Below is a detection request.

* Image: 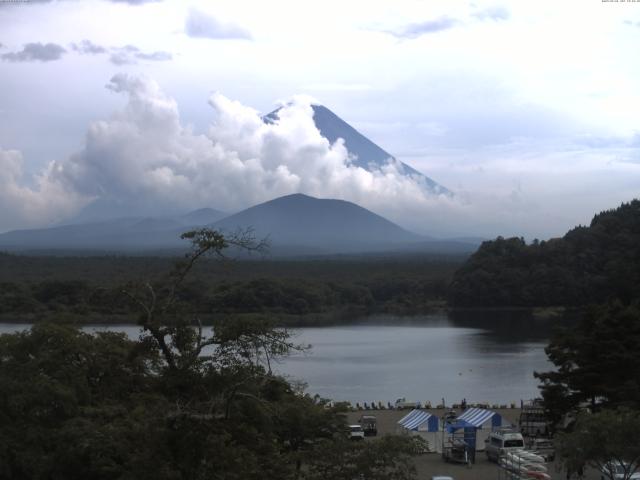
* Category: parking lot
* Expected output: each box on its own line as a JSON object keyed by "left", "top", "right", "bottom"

{"left": 346, "top": 409, "right": 600, "bottom": 480}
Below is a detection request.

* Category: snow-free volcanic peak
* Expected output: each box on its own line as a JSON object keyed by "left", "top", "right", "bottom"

{"left": 264, "top": 104, "right": 451, "bottom": 196}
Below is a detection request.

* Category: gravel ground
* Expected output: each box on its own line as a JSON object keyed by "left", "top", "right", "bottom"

{"left": 346, "top": 409, "right": 600, "bottom": 480}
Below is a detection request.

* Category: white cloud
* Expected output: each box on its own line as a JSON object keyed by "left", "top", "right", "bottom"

{"left": 0, "top": 74, "right": 440, "bottom": 232}
{"left": 108, "top": 44, "right": 172, "bottom": 65}
{"left": 185, "top": 7, "right": 252, "bottom": 40}
{"left": 0, "top": 148, "right": 90, "bottom": 231}
{"left": 1, "top": 42, "right": 66, "bottom": 62}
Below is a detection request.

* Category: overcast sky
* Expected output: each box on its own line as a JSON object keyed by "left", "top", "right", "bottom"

{"left": 0, "top": 0, "right": 639, "bottom": 238}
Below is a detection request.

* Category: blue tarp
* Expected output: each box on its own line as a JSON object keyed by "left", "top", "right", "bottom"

{"left": 446, "top": 418, "right": 476, "bottom": 433}
{"left": 397, "top": 409, "right": 439, "bottom": 432}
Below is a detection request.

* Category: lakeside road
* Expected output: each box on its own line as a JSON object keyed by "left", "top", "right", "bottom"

{"left": 346, "top": 409, "right": 600, "bottom": 480}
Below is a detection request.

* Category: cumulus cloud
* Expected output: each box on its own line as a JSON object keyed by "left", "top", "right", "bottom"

{"left": 0, "top": 148, "right": 90, "bottom": 232}
{"left": 58, "top": 74, "right": 444, "bottom": 216}
{"left": 109, "top": 45, "right": 138, "bottom": 65}
{"left": 185, "top": 8, "right": 252, "bottom": 40}
{"left": 1, "top": 42, "right": 66, "bottom": 62}
{"left": 2, "top": 74, "right": 455, "bottom": 232}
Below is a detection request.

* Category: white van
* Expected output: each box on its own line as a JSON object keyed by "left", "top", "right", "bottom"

{"left": 349, "top": 425, "right": 365, "bottom": 440}
{"left": 485, "top": 428, "right": 525, "bottom": 462}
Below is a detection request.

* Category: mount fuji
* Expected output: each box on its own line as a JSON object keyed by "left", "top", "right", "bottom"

{"left": 264, "top": 104, "right": 451, "bottom": 196}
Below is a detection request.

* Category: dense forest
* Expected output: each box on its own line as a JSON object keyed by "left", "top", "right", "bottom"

{"left": 0, "top": 252, "right": 461, "bottom": 325}
{"left": 449, "top": 200, "right": 640, "bottom": 307}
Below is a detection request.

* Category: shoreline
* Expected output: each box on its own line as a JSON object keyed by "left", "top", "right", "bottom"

{"left": 0, "top": 304, "right": 574, "bottom": 327}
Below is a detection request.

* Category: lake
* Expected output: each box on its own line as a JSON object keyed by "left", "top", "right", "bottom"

{"left": 0, "top": 310, "right": 560, "bottom": 405}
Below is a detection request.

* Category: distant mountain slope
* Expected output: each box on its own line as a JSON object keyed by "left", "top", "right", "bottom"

{"left": 264, "top": 105, "right": 451, "bottom": 195}
{"left": 213, "top": 193, "right": 424, "bottom": 253}
{"left": 180, "top": 208, "right": 226, "bottom": 225}
{"left": 449, "top": 199, "right": 640, "bottom": 307}
{"left": 0, "top": 208, "right": 227, "bottom": 251}
{"left": 0, "top": 194, "right": 476, "bottom": 256}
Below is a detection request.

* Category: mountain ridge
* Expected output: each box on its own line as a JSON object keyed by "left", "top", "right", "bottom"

{"left": 0, "top": 193, "right": 479, "bottom": 255}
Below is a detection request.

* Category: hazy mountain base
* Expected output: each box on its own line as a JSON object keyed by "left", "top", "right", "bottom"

{"left": 0, "top": 194, "right": 479, "bottom": 255}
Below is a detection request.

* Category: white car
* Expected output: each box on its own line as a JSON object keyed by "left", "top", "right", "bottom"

{"left": 600, "top": 461, "right": 640, "bottom": 480}
{"left": 349, "top": 424, "right": 365, "bottom": 440}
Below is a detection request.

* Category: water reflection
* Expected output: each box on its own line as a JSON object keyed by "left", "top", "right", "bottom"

{"left": 275, "top": 311, "right": 559, "bottom": 404}
{"left": 0, "top": 311, "right": 561, "bottom": 404}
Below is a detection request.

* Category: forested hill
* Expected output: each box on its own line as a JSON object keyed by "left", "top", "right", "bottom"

{"left": 449, "top": 200, "right": 640, "bottom": 307}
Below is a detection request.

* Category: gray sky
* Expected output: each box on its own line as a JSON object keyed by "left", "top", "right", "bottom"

{"left": 0, "top": 0, "right": 639, "bottom": 238}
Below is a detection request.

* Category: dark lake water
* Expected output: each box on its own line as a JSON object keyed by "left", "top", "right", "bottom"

{"left": 0, "top": 310, "right": 562, "bottom": 405}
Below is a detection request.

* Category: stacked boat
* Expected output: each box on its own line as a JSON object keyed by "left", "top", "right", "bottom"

{"left": 499, "top": 450, "right": 550, "bottom": 480}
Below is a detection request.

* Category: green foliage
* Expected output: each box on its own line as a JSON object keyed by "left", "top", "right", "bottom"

{"left": 450, "top": 200, "right": 640, "bottom": 306}
{"left": 535, "top": 302, "right": 640, "bottom": 426}
{"left": 302, "top": 435, "right": 418, "bottom": 480}
{"left": 0, "top": 311, "right": 337, "bottom": 478}
{"left": 556, "top": 409, "right": 640, "bottom": 480}
{"left": 0, "top": 229, "right": 420, "bottom": 479}
{"left": 0, "top": 254, "right": 459, "bottom": 323}
{"left": 0, "top": 323, "right": 165, "bottom": 479}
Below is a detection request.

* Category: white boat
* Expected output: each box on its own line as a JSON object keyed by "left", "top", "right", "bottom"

{"left": 517, "top": 450, "right": 546, "bottom": 464}
{"left": 503, "top": 453, "right": 548, "bottom": 474}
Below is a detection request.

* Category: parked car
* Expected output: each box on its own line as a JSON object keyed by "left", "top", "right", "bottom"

{"left": 348, "top": 424, "right": 365, "bottom": 440}
{"left": 485, "top": 428, "right": 525, "bottom": 462}
{"left": 358, "top": 415, "right": 377, "bottom": 436}
{"left": 600, "top": 461, "right": 640, "bottom": 480}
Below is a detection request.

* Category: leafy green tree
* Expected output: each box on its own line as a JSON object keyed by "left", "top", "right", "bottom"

{"left": 0, "top": 228, "right": 419, "bottom": 480}
{"left": 535, "top": 302, "right": 640, "bottom": 427}
{"left": 0, "top": 323, "right": 164, "bottom": 479}
{"left": 302, "top": 435, "right": 419, "bottom": 480}
{"left": 556, "top": 409, "right": 640, "bottom": 480}
{"left": 450, "top": 199, "right": 640, "bottom": 307}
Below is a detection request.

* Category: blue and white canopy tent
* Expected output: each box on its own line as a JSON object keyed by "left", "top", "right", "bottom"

{"left": 456, "top": 408, "right": 504, "bottom": 429}
{"left": 398, "top": 409, "right": 439, "bottom": 432}
{"left": 396, "top": 409, "right": 441, "bottom": 453}
{"left": 446, "top": 408, "right": 509, "bottom": 451}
